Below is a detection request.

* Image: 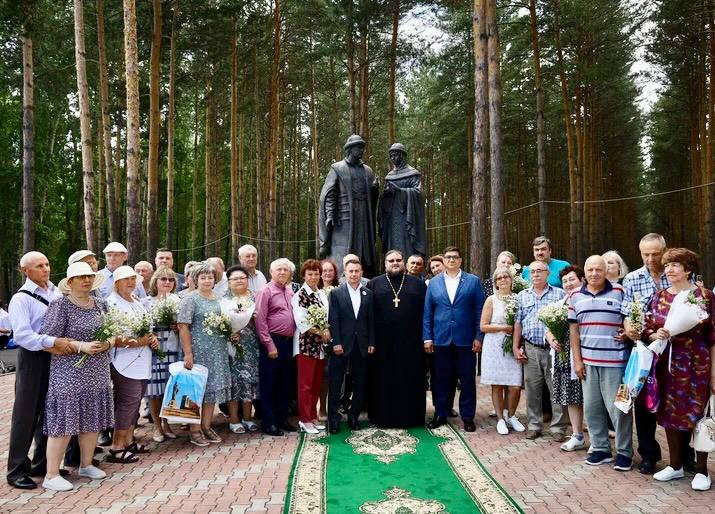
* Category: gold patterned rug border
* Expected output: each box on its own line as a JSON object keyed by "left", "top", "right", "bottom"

{"left": 284, "top": 433, "right": 328, "bottom": 514}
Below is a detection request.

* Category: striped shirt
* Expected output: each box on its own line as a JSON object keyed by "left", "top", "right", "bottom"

{"left": 516, "top": 285, "right": 566, "bottom": 347}
{"left": 568, "top": 281, "right": 627, "bottom": 367}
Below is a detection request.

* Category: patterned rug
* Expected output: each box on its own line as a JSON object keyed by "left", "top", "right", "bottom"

{"left": 284, "top": 424, "right": 523, "bottom": 513}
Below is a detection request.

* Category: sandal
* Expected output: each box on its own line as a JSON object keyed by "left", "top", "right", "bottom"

{"left": 161, "top": 421, "right": 177, "bottom": 439}
{"left": 106, "top": 449, "right": 139, "bottom": 464}
{"left": 189, "top": 431, "right": 209, "bottom": 447}
{"left": 203, "top": 427, "right": 222, "bottom": 443}
{"left": 126, "top": 442, "right": 150, "bottom": 454}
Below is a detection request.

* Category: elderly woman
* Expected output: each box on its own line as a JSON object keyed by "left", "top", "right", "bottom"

{"left": 107, "top": 266, "right": 158, "bottom": 462}
{"left": 39, "top": 262, "right": 113, "bottom": 491}
{"left": 483, "top": 251, "right": 518, "bottom": 297}
{"left": 602, "top": 250, "right": 629, "bottom": 284}
{"left": 545, "top": 265, "right": 586, "bottom": 452}
{"left": 292, "top": 260, "right": 330, "bottom": 434}
{"left": 643, "top": 248, "right": 714, "bottom": 491}
{"left": 480, "top": 267, "right": 525, "bottom": 435}
{"left": 221, "top": 265, "right": 260, "bottom": 434}
{"left": 178, "top": 260, "right": 200, "bottom": 298}
{"left": 319, "top": 259, "right": 339, "bottom": 290}
{"left": 142, "top": 266, "right": 181, "bottom": 443}
{"left": 177, "top": 262, "right": 232, "bottom": 446}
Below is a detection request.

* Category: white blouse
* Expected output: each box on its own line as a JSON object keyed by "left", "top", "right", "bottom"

{"left": 107, "top": 292, "right": 152, "bottom": 380}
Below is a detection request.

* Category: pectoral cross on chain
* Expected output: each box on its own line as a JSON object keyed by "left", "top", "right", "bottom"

{"left": 393, "top": 297, "right": 400, "bottom": 308}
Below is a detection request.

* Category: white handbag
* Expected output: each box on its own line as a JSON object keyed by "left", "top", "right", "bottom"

{"left": 691, "top": 394, "right": 715, "bottom": 453}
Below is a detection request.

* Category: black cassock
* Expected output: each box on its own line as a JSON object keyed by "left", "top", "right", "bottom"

{"left": 367, "top": 273, "right": 427, "bottom": 428}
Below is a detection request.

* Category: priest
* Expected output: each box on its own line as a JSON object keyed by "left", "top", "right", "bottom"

{"left": 367, "top": 249, "right": 427, "bottom": 428}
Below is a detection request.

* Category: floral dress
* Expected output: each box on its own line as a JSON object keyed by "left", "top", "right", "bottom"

{"left": 296, "top": 287, "right": 326, "bottom": 359}
{"left": 551, "top": 297, "right": 583, "bottom": 406}
{"left": 143, "top": 294, "right": 182, "bottom": 398}
{"left": 225, "top": 292, "right": 260, "bottom": 402}
{"left": 643, "top": 287, "right": 715, "bottom": 431}
{"left": 177, "top": 292, "right": 232, "bottom": 404}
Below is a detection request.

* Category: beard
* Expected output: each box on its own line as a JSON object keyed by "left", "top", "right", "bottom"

{"left": 387, "top": 268, "right": 404, "bottom": 279}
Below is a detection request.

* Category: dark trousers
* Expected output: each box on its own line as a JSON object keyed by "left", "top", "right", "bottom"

{"left": 328, "top": 346, "right": 366, "bottom": 424}
{"left": 634, "top": 400, "right": 661, "bottom": 462}
{"left": 7, "top": 348, "right": 50, "bottom": 480}
{"left": 258, "top": 335, "right": 293, "bottom": 429}
{"left": 434, "top": 344, "right": 476, "bottom": 421}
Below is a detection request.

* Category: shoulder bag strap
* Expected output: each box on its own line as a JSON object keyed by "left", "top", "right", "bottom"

{"left": 17, "top": 289, "right": 50, "bottom": 306}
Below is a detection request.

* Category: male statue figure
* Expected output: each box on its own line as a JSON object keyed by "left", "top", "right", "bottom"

{"left": 379, "top": 143, "right": 427, "bottom": 260}
{"left": 319, "top": 135, "right": 379, "bottom": 277}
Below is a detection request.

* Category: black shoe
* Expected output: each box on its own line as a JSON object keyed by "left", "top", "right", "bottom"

{"left": 329, "top": 422, "right": 340, "bottom": 434}
{"left": 347, "top": 417, "right": 361, "bottom": 431}
{"left": 448, "top": 409, "right": 459, "bottom": 417}
{"left": 638, "top": 459, "right": 656, "bottom": 475}
{"left": 30, "top": 467, "right": 70, "bottom": 478}
{"left": 427, "top": 416, "right": 447, "bottom": 429}
{"left": 463, "top": 420, "right": 476, "bottom": 432}
{"left": 279, "top": 422, "right": 297, "bottom": 433}
{"left": 7, "top": 476, "right": 37, "bottom": 489}
{"left": 97, "top": 432, "right": 112, "bottom": 447}
{"left": 262, "top": 425, "right": 284, "bottom": 437}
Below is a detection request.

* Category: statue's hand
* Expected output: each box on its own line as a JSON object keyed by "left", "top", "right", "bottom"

{"left": 325, "top": 218, "right": 334, "bottom": 231}
{"left": 319, "top": 246, "right": 330, "bottom": 259}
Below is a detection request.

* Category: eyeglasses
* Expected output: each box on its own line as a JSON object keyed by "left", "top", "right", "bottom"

{"left": 444, "top": 255, "right": 461, "bottom": 261}
{"left": 529, "top": 269, "right": 548, "bottom": 274}
{"left": 229, "top": 276, "right": 248, "bottom": 281}
{"left": 386, "top": 258, "right": 403, "bottom": 263}
{"left": 158, "top": 277, "right": 175, "bottom": 282}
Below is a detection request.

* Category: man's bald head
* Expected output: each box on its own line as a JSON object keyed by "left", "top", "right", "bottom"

{"left": 20, "top": 251, "right": 46, "bottom": 270}
{"left": 584, "top": 255, "right": 607, "bottom": 289}
{"left": 19, "top": 251, "right": 50, "bottom": 288}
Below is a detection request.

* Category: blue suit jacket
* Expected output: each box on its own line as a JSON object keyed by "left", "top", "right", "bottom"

{"left": 422, "top": 271, "right": 485, "bottom": 346}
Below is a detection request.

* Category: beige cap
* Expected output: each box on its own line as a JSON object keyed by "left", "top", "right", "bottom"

{"left": 67, "top": 250, "right": 96, "bottom": 266}
{"left": 103, "top": 241, "right": 128, "bottom": 254}
{"left": 58, "top": 262, "right": 105, "bottom": 295}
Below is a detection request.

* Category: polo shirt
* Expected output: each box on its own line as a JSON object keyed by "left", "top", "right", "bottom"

{"left": 568, "top": 281, "right": 627, "bottom": 367}
{"left": 522, "top": 258, "right": 570, "bottom": 288}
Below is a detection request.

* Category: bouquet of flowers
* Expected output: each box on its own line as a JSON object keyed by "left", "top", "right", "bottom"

{"left": 219, "top": 297, "right": 253, "bottom": 359}
{"left": 509, "top": 264, "right": 529, "bottom": 293}
{"left": 537, "top": 301, "right": 569, "bottom": 361}
{"left": 151, "top": 296, "right": 179, "bottom": 328}
{"left": 501, "top": 294, "right": 519, "bottom": 355}
{"left": 626, "top": 293, "right": 645, "bottom": 336}
{"left": 322, "top": 285, "right": 337, "bottom": 295}
{"left": 306, "top": 304, "right": 329, "bottom": 331}
{"left": 648, "top": 289, "right": 709, "bottom": 355}
{"left": 202, "top": 311, "right": 233, "bottom": 339}
{"left": 235, "top": 295, "right": 255, "bottom": 313}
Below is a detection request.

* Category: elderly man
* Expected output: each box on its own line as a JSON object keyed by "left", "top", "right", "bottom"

{"left": 423, "top": 246, "right": 485, "bottom": 432}
{"left": 254, "top": 258, "right": 297, "bottom": 436}
{"left": 67, "top": 250, "right": 98, "bottom": 271}
{"left": 155, "top": 248, "right": 185, "bottom": 291}
{"left": 6, "top": 252, "right": 74, "bottom": 489}
{"left": 134, "top": 261, "right": 154, "bottom": 293}
{"left": 406, "top": 254, "right": 426, "bottom": 280}
{"left": 522, "top": 236, "right": 570, "bottom": 287}
{"left": 97, "top": 242, "right": 146, "bottom": 299}
{"left": 238, "top": 244, "right": 267, "bottom": 293}
{"left": 513, "top": 260, "right": 569, "bottom": 441}
{"left": 570, "top": 255, "right": 632, "bottom": 471}
{"left": 621, "top": 233, "right": 677, "bottom": 474}
{"left": 207, "top": 257, "right": 228, "bottom": 297}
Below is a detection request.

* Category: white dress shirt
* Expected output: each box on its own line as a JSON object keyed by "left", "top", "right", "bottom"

{"left": 98, "top": 267, "right": 147, "bottom": 300}
{"left": 8, "top": 278, "right": 62, "bottom": 351}
{"left": 347, "top": 283, "right": 362, "bottom": 318}
{"left": 444, "top": 270, "right": 462, "bottom": 304}
{"left": 107, "top": 292, "right": 152, "bottom": 380}
{"left": 247, "top": 269, "right": 267, "bottom": 294}
{"left": 213, "top": 273, "right": 229, "bottom": 298}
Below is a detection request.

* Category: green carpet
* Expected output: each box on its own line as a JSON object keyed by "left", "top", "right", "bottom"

{"left": 284, "top": 424, "right": 523, "bottom": 513}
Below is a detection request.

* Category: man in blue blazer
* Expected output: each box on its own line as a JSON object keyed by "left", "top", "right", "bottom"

{"left": 423, "top": 246, "right": 485, "bottom": 432}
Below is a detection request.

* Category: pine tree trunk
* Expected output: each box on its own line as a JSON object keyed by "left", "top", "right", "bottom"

{"left": 254, "top": 45, "right": 263, "bottom": 247}
{"left": 706, "top": 8, "right": 715, "bottom": 282}
{"left": 204, "top": 80, "right": 218, "bottom": 258}
{"left": 21, "top": 7, "right": 34, "bottom": 254}
{"left": 310, "top": 46, "right": 320, "bottom": 256}
{"left": 190, "top": 90, "right": 200, "bottom": 254}
{"left": 551, "top": 0, "right": 579, "bottom": 260}
{"left": 387, "top": 0, "right": 399, "bottom": 144}
{"left": 346, "top": 1, "right": 358, "bottom": 134}
{"left": 486, "top": 0, "right": 504, "bottom": 265}
{"left": 266, "top": 0, "right": 282, "bottom": 257}
{"left": 97, "top": 119, "right": 105, "bottom": 249}
{"left": 166, "top": 0, "right": 178, "bottom": 248}
{"left": 124, "top": 0, "right": 142, "bottom": 260}
{"left": 471, "top": 0, "right": 489, "bottom": 278}
{"left": 358, "top": 26, "right": 370, "bottom": 156}
{"left": 74, "top": 0, "right": 97, "bottom": 252}
{"left": 528, "top": 0, "right": 547, "bottom": 235}
{"left": 230, "top": 22, "right": 240, "bottom": 262}
{"left": 96, "top": 0, "right": 119, "bottom": 243}
{"left": 146, "top": 0, "right": 161, "bottom": 258}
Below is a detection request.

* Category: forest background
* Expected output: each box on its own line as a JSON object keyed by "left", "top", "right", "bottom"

{"left": 0, "top": 0, "right": 711, "bottom": 302}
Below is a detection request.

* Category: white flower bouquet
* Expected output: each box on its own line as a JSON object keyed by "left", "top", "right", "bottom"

{"left": 537, "top": 301, "right": 569, "bottom": 361}
{"left": 202, "top": 311, "right": 233, "bottom": 339}
{"left": 648, "top": 289, "right": 709, "bottom": 355}
{"left": 626, "top": 293, "right": 645, "bottom": 336}
{"left": 306, "top": 304, "right": 329, "bottom": 331}
{"left": 501, "top": 294, "right": 518, "bottom": 355}
{"left": 509, "top": 264, "right": 529, "bottom": 294}
{"left": 151, "top": 296, "right": 179, "bottom": 328}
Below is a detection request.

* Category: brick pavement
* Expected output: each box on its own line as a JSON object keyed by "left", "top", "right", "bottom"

{"left": 0, "top": 372, "right": 711, "bottom": 513}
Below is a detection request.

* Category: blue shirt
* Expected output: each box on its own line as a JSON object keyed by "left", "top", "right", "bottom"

{"left": 522, "top": 258, "right": 570, "bottom": 288}
{"left": 516, "top": 285, "right": 566, "bottom": 346}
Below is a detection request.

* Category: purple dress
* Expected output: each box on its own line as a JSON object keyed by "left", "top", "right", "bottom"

{"left": 41, "top": 297, "right": 114, "bottom": 437}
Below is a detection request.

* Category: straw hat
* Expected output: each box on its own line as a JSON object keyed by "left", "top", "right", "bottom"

{"left": 112, "top": 265, "right": 138, "bottom": 282}
{"left": 67, "top": 250, "right": 96, "bottom": 266}
{"left": 58, "top": 262, "right": 106, "bottom": 295}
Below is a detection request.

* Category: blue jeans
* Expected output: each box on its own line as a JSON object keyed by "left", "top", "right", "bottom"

{"left": 583, "top": 365, "right": 633, "bottom": 458}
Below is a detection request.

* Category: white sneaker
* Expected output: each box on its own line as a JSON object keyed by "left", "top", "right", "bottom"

{"left": 242, "top": 420, "right": 258, "bottom": 432}
{"left": 229, "top": 423, "right": 246, "bottom": 434}
{"left": 691, "top": 473, "right": 711, "bottom": 491}
{"left": 43, "top": 475, "right": 73, "bottom": 491}
{"left": 78, "top": 466, "right": 106, "bottom": 479}
{"left": 653, "top": 466, "right": 684, "bottom": 482}
{"left": 488, "top": 410, "right": 497, "bottom": 417}
{"left": 502, "top": 409, "right": 509, "bottom": 420}
{"left": 496, "top": 419, "right": 509, "bottom": 435}
{"left": 506, "top": 415, "right": 525, "bottom": 432}
{"left": 560, "top": 435, "right": 586, "bottom": 452}
{"left": 299, "top": 421, "right": 320, "bottom": 434}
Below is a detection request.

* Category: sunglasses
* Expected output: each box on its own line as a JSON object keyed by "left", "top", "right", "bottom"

{"left": 158, "top": 277, "right": 175, "bottom": 282}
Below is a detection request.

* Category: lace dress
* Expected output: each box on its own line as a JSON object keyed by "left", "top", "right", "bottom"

{"left": 480, "top": 295, "right": 523, "bottom": 386}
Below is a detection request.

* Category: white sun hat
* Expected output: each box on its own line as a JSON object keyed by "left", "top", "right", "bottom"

{"left": 58, "top": 262, "right": 105, "bottom": 295}
{"left": 112, "top": 265, "right": 139, "bottom": 282}
{"left": 67, "top": 250, "right": 96, "bottom": 266}
{"left": 103, "top": 241, "right": 128, "bottom": 254}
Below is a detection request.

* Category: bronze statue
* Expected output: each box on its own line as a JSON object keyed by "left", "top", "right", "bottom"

{"left": 319, "top": 135, "right": 379, "bottom": 276}
{"left": 378, "top": 143, "right": 427, "bottom": 259}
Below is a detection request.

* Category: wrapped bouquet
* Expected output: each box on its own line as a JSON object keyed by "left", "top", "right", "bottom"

{"left": 648, "top": 289, "right": 708, "bottom": 355}
{"left": 219, "top": 296, "right": 254, "bottom": 358}
{"left": 537, "top": 301, "right": 569, "bottom": 361}
{"left": 501, "top": 294, "right": 518, "bottom": 355}
{"left": 151, "top": 296, "right": 179, "bottom": 328}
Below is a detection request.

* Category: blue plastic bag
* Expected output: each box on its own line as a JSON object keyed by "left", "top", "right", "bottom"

{"left": 614, "top": 341, "right": 653, "bottom": 413}
{"left": 160, "top": 361, "right": 208, "bottom": 425}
